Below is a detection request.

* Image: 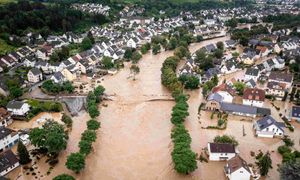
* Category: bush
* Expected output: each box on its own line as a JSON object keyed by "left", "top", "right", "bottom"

{"left": 61, "top": 114, "right": 73, "bottom": 128}
{"left": 87, "top": 119, "right": 101, "bottom": 130}
{"left": 278, "top": 145, "right": 292, "bottom": 155}
{"left": 213, "top": 135, "right": 239, "bottom": 146}
{"left": 53, "top": 174, "right": 75, "bottom": 180}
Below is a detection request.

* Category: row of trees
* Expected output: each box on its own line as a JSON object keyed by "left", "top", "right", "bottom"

{"left": 64, "top": 85, "right": 105, "bottom": 176}
{"left": 171, "top": 95, "right": 197, "bottom": 174}
{"left": 42, "top": 80, "right": 74, "bottom": 94}
{"left": 160, "top": 38, "right": 197, "bottom": 174}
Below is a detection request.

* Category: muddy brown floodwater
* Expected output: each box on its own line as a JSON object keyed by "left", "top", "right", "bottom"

{"left": 49, "top": 36, "right": 260, "bottom": 180}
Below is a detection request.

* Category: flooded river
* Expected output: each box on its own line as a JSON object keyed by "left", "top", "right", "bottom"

{"left": 49, "top": 36, "right": 245, "bottom": 180}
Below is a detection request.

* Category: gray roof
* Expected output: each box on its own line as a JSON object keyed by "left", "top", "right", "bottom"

{"left": 30, "top": 68, "right": 42, "bottom": 76}
{"left": 292, "top": 106, "right": 300, "bottom": 118}
{"left": 247, "top": 79, "right": 256, "bottom": 87}
{"left": 0, "top": 127, "right": 14, "bottom": 140}
{"left": 256, "top": 115, "right": 285, "bottom": 132}
{"left": 207, "top": 93, "right": 223, "bottom": 103}
{"left": 52, "top": 72, "right": 64, "bottom": 81}
{"left": 245, "top": 68, "right": 259, "bottom": 76}
{"left": 221, "top": 103, "right": 257, "bottom": 115}
{"left": 7, "top": 101, "right": 25, "bottom": 110}
{"left": 0, "top": 150, "right": 19, "bottom": 173}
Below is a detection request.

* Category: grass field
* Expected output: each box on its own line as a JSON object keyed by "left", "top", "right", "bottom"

{"left": 0, "top": 39, "right": 16, "bottom": 56}
{"left": 0, "top": 0, "right": 16, "bottom": 5}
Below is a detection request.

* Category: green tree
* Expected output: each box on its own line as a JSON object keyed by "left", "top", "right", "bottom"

{"left": 172, "top": 145, "right": 197, "bottom": 174}
{"left": 29, "top": 121, "right": 67, "bottom": 155}
{"left": 94, "top": 85, "right": 105, "bottom": 103}
{"left": 79, "top": 140, "right": 92, "bottom": 155}
{"left": 87, "top": 119, "right": 101, "bottom": 130}
{"left": 63, "top": 81, "right": 74, "bottom": 93}
{"left": 66, "top": 152, "right": 85, "bottom": 173}
{"left": 213, "top": 135, "right": 239, "bottom": 146}
{"left": 17, "top": 141, "right": 31, "bottom": 165}
{"left": 174, "top": 46, "right": 189, "bottom": 59}
{"left": 279, "top": 158, "right": 300, "bottom": 180}
{"left": 233, "top": 82, "right": 246, "bottom": 95}
{"left": 9, "top": 86, "right": 23, "bottom": 98}
{"left": 81, "top": 130, "right": 97, "bottom": 143}
{"left": 132, "top": 51, "right": 142, "bottom": 64}
{"left": 88, "top": 105, "right": 100, "bottom": 118}
{"left": 61, "top": 114, "right": 73, "bottom": 128}
{"left": 152, "top": 44, "right": 161, "bottom": 55}
{"left": 124, "top": 48, "right": 133, "bottom": 59}
{"left": 81, "top": 37, "right": 93, "bottom": 50}
{"left": 102, "top": 56, "right": 114, "bottom": 69}
{"left": 167, "top": 37, "right": 178, "bottom": 50}
{"left": 256, "top": 152, "right": 272, "bottom": 176}
{"left": 130, "top": 65, "right": 140, "bottom": 80}
{"left": 214, "top": 49, "right": 223, "bottom": 59}
{"left": 53, "top": 174, "right": 75, "bottom": 180}
{"left": 216, "top": 41, "right": 224, "bottom": 50}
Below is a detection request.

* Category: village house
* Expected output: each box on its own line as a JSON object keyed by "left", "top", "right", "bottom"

{"left": 253, "top": 115, "right": 285, "bottom": 138}
{"left": 206, "top": 93, "right": 223, "bottom": 111}
{"left": 0, "top": 150, "right": 19, "bottom": 176}
{"left": 0, "top": 127, "right": 19, "bottom": 152}
{"left": 207, "top": 142, "right": 237, "bottom": 161}
{"left": 27, "top": 68, "right": 43, "bottom": 83}
{"left": 220, "top": 102, "right": 270, "bottom": 118}
{"left": 6, "top": 101, "right": 30, "bottom": 116}
{"left": 265, "top": 81, "right": 286, "bottom": 99}
{"left": 211, "top": 83, "right": 236, "bottom": 103}
{"left": 244, "top": 68, "right": 260, "bottom": 82}
{"left": 0, "top": 108, "right": 13, "bottom": 127}
{"left": 220, "top": 58, "right": 239, "bottom": 74}
{"left": 290, "top": 106, "right": 300, "bottom": 122}
{"left": 224, "top": 155, "right": 252, "bottom": 180}
{"left": 61, "top": 66, "right": 77, "bottom": 82}
{"left": 242, "top": 88, "right": 265, "bottom": 107}
{"left": 268, "top": 72, "right": 293, "bottom": 90}
{"left": 50, "top": 72, "right": 66, "bottom": 84}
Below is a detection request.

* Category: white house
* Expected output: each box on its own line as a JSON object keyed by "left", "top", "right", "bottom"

{"left": 0, "top": 150, "right": 20, "bottom": 176}
{"left": 0, "top": 127, "right": 19, "bottom": 152}
{"left": 254, "top": 115, "right": 285, "bottom": 138}
{"left": 207, "top": 142, "right": 237, "bottom": 161}
{"left": 50, "top": 72, "right": 66, "bottom": 84}
{"left": 6, "top": 101, "right": 30, "bottom": 116}
{"left": 126, "top": 38, "right": 138, "bottom": 48}
{"left": 242, "top": 88, "right": 265, "bottom": 107}
{"left": 268, "top": 72, "right": 293, "bottom": 90}
{"left": 224, "top": 155, "right": 252, "bottom": 180}
{"left": 212, "top": 83, "right": 236, "bottom": 103}
{"left": 27, "top": 68, "right": 43, "bottom": 83}
{"left": 266, "top": 81, "right": 286, "bottom": 99}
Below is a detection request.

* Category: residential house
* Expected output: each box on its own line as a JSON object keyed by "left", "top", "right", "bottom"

{"left": 61, "top": 66, "right": 77, "bottom": 82}
{"left": 242, "top": 88, "right": 265, "bottom": 107}
{"left": 266, "top": 81, "right": 286, "bottom": 99}
{"left": 127, "top": 37, "right": 139, "bottom": 48}
{"left": 36, "top": 48, "right": 48, "bottom": 60}
{"left": 27, "top": 68, "right": 43, "bottom": 83}
{"left": 272, "top": 57, "right": 285, "bottom": 70}
{"left": 253, "top": 115, "right": 285, "bottom": 138}
{"left": 244, "top": 68, "right": 259, "bottom": 82}
{"left": 6, "top": 101, "right": 30, "bottom": 116}
{"left": 206, "top": 93, "right": 223, "bottom": 111}
{"left": 282, "top": 42, "right": 298, "bottom": 51}
{"left": 0, "top": 56, "right": 16, "bottom": 67}
{"left": 0, "top": 150, "right": 19, "bottom": 176}
{"left": 207, "top": 143, "right": 237, "bottom": 161}
{"left": 268, "top": 72, "right": 293, "bottom": 89}
{"left": 212, "top": 83, "right": 236, "bottom": 103}
{"left": 224, "top": 40, "right": 237, "bottom": 49}
{"left": 245, "top": 79, "right": 256, "bottom": 88}
{"left": 0, "top": 108, "right": 13, "bottom": 127}
{"left": 23, "top": 55, "right": 37, "bottom": 67}
{"left": 224, "top": 155, "right": 252, "bottom": 180}
{"left": 220, "top": 58, "right": 238, "bottom": 74}
{"left": 0, "top": 127, "right": 19, "bottom": 152}
{"left": 50, "top": 72, "right": 65, "bottom": 84}
{"left": 220, "top": 103, "right": 270, "bottom": 118}
{"left": 290, "top": 106, "right": 300, "bottom": 122}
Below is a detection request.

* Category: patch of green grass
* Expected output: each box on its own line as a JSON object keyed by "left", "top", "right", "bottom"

{"left": 0, "top": 0, "right": 16, "bottom": 5}
{"left": 0, "top": 39, "right": 16, "bottom": 56}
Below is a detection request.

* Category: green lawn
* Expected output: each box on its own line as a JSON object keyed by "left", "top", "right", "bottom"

{"left": 0, "top": 39, "right": 16, "bottom": 56}
{"left": 0, "top": 0, "right": 16, "bottom": 5}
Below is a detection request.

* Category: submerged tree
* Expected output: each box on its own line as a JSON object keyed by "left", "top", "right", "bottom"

{"left": 66, "top": 152, "right": 85, "bottom": 173}
{"left": 17, "top": 141, "right": 31, "bottom": 164}
{"left": 130, "top": 65, "right": 140, "bottom": 80}
{"left": 256, "top": 152, "right": 272, "bottom": 176}
{"left": 279, "top": 158, "right": 300, "bottom": 180}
